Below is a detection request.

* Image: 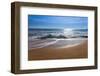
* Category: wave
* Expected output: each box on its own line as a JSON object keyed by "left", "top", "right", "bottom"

{"left": 38, "top": 34, "right": 88, "bottom": 39}
{"left": 28, "top": 28, "right": 88, "bottom": 39}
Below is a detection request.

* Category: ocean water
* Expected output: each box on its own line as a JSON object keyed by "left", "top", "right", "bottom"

{"left": 28, "top": 28, "right": 88, "bottom": 39}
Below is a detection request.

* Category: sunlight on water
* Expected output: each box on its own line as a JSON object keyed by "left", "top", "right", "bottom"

{"left": 64, "top": 29, "right": 73, "bottom": 36}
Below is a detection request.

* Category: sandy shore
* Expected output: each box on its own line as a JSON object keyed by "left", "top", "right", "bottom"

{"left": 28, "top": 39, "right": 88, "bottom": 60}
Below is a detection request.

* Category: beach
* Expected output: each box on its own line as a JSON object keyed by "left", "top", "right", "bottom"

{"left": 28, "top": 38, "right": 88, "bottom": 60}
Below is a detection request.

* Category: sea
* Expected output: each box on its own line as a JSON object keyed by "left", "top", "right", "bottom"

{"left": 28, "top": 28, "right": 88, "bottom": 40}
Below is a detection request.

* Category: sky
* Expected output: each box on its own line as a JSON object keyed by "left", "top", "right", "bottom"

{"left": 28, "top": 15, "right": 88, "bottom": 29}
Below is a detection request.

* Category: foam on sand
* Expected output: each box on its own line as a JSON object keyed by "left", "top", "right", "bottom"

{"left": 29, "top": 38, "right": 87, "bottom": 50}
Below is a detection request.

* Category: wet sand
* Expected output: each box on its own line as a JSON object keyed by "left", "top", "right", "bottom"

{"left": 28, "top": 39, "right": 88, "bottom": 60}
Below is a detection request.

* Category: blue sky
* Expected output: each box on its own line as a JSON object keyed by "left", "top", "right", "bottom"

{"left": 28, "top": 15, "right": 88, "bottom": 29}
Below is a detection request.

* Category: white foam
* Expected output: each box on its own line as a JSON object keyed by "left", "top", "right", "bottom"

{"left": 29, "top": 40, "right": 58, "bottom": 49}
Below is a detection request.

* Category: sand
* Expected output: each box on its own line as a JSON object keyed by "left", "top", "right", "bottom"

{"left": 28, "top": 40, "right": 88, "bottom": 60}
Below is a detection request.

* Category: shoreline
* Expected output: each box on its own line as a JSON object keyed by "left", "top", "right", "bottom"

{"left": 28, "top": 38, "right": 87, "bottom": 50}
{"left": 28, "top": 39, "right": 88, "bottom": 60}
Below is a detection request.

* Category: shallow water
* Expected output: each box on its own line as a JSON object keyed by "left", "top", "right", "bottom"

{"left": 28, "top": 38, "right": 87, "bottom": 50}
